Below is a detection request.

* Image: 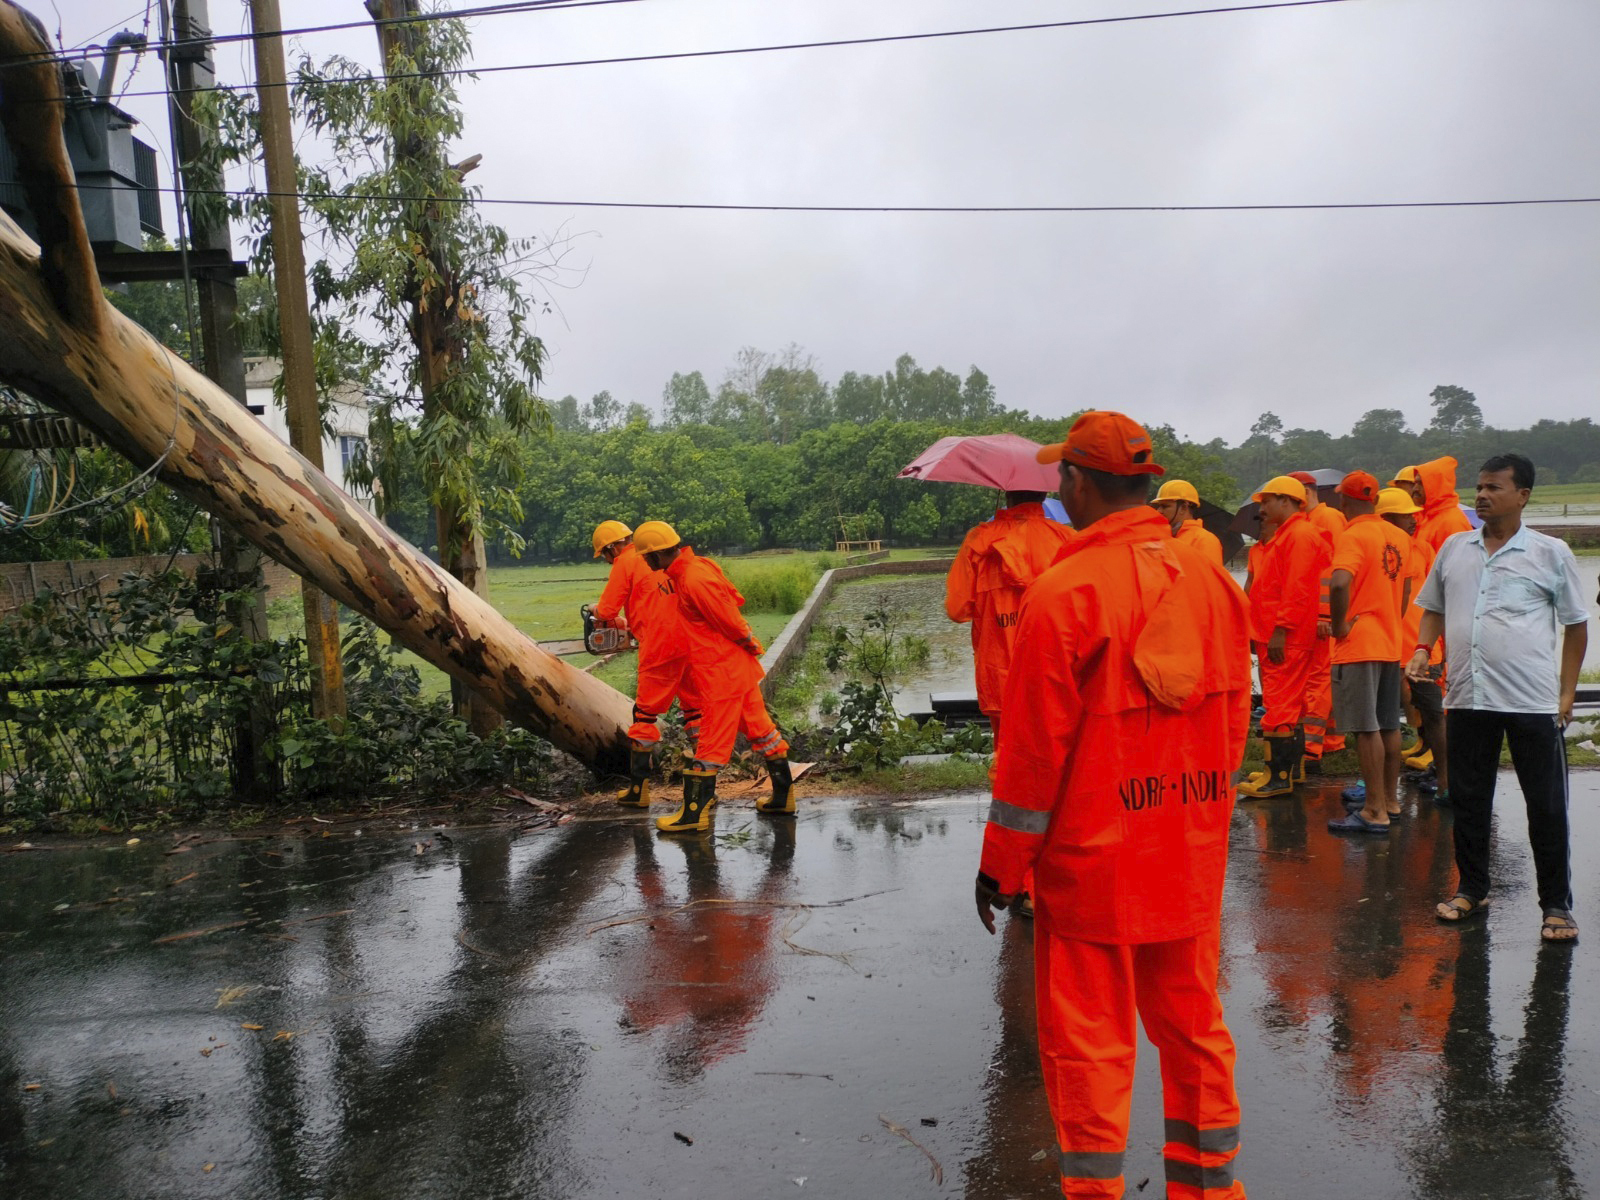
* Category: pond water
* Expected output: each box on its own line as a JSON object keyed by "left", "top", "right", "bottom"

{"left": 809, "top": 576, "right": 976, "bottom": 716}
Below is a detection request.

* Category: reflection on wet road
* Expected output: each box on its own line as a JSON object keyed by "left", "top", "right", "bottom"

{"left": 2, "top": 775, "right": 1597, "bottom": 1197}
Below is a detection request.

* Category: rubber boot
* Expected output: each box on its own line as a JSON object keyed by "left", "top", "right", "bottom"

{"left": 1404, "top": 746, "right": 1434, "bottom": 772}
{"left": 1400, "top": 735, "right": 1423, "bottom": 759}
{"left": 1291, "top": 727, "right": 1308, "bottom": 784}
{"left": 617, "top": 748, "right": 653, "bottom": 808}
{"left": 1238, "top": 732, "right": 1295, "bottom": 799}
{"left": 756, "top": 757, "right": 796, "bottom": 816}
{"left": 657, "top": 767, "right": 717, "bottom": 834}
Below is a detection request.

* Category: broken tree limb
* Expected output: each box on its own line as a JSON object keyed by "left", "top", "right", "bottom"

{"left": 0, "top": 0, "right": 631, "bottom": 773}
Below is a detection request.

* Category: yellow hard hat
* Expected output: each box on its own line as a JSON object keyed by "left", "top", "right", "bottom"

{"left": 1155, "top": 479, "right": 1200, "bottom": 506}
{"left": 632, "top": 520, "right": 682, "bottom": 556}
{"left": 1251, "top": 475, "right": 1308, "bottom": 505}
{"left": 1389, "top": 466, "right": 1420, "bottom": 487}
{"left": 591, "top": 519, "right": 633, "bottom": 558}
{"left": 1376, "top": 486, "right": 1423, "bottom": 516}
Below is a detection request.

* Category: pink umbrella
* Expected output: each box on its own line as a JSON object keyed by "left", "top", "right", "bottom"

{"left": 897, "top": 434, "right": 1061, "bottom": 493}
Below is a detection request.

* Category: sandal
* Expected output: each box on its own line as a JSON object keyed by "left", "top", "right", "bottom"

{"left": 1540, "top": 910, "right": 1579, "bottom": 943}
{"left": 1436, "top": 894, "right": 1489, "bottom": 923}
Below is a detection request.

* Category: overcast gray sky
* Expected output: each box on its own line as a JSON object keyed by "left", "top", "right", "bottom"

{"left": 69, "top": 0, "right": 1600, "bottom": 443}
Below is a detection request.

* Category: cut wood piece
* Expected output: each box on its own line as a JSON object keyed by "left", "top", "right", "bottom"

{"left": 0, "top": 0, "right": 630, "bottom": 772}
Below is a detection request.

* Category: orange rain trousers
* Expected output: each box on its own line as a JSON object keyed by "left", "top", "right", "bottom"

{"left": 692, "top": 684, "right": 787, "bottom": 770}
{"left": 1302, "top": 640, "right": 1342, "bottom": 758}
{"left": 626, "top": 653, "right": 703, "bottom": 749}
{"left": 1258, "top": 643, "right": 1315, "bottom": 737}
{"left": 1036, "top": 926, "right": 1245, "bottom": 1200}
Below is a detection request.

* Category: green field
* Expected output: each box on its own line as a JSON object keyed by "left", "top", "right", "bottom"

{"left": 1456, "top": 482, "right": 1600, "bottom": 507}
{"left": 372, "top": 550, "right": 902, "bottom": 699}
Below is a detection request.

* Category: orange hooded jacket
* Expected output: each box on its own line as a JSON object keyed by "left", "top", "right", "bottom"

{"left": 593, "top": 544, "right": 689, "bottom": 663}
{"left": 1249, "top": 511, "right": 1333, "bottom": 646}
{"left": 945, "top": 502, "right": 1076, "bottom": 717}
{"left": 1176, "top": 518, "right": 1225, "bottom": 565}
{"left": 980, "top": 507, "right": 1252, "bottom": 943}
{"left": 1415, "top": 456, "right": 1472, "bottom": 553}
{"left": 665, "top": 547, "right": 764, "bottom": 700}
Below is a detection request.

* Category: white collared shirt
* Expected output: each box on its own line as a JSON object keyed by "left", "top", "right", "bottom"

{"left": 1416, "top": 523, "right": 1590, "bottom": 713}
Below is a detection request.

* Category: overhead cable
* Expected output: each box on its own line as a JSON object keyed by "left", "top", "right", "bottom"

{"left": 61, "top": 180, "right": 1600, "bottom": 215}
{"left": 27, "top": 0, "right": 1361, "bottom": 103}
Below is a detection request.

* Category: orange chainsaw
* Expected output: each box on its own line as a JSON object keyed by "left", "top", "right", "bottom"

{"left": 581, "top": 604, "right": 636, "bottom": 655}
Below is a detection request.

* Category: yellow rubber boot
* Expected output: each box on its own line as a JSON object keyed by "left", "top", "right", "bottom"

{"left": 756, "top": 757, "right": 796, "bottom": 816}
{"left": 617, "top": 748, "right": 653, "bottom": 808}
{"left": 1405, "top": 747, "right": 1434, "bottom": 771}
{"left": 1400, "top": 736, "right": 1423, "bottom": 759}
{"left": 1238, "top": 732, "right": 1296, "bottom": 799}
{"left": 657, "top": 768, "right": 717, "bottom": 833}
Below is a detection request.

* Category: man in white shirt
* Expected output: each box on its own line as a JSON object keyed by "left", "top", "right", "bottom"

{"left": 1410, "top": 453, "right": 1590, "bottom": 942}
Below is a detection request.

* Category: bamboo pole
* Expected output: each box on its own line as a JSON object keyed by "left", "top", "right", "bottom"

{"left": 0, "top": 0, "right": 631, "bottom": 773}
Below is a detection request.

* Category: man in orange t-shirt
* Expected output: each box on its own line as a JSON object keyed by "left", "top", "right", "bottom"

{"left": 1376, "top": 488, "right": 1447, "bottom": 802}
{"left": 1326, "top": 472, "right": 1414, "bottom": 833}
{"left": 975, "top": 411, "right": 1251, "bottom": 1200}
{"left": 1290, "top": 471, "right": 1348, "bottom": 759}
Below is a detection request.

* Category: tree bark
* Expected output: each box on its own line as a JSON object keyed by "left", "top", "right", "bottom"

{"left": 0, "top": 0, "right": 630, "bottom": 773}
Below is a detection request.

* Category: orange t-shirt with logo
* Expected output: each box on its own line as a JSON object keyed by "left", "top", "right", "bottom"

{"left": 1330, "top": 515, "right": 1410, "bottom": 665}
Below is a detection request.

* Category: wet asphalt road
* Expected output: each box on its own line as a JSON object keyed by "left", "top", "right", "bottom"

{"left": 2, "top": 773, "right": 1597, "bottom": 1199}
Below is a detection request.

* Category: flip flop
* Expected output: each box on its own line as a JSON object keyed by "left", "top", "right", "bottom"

{"left": 1328, "top": 812, "right": 1392, "bottom": 834}
{"left": 1341, "top": 781, "right": 1366, "bottom": 803}
{"left": 1436, "top": 894, "right": 1489, "bottom": 923}
{"left": 1540, "top": 909, "right": 1578, "bottom": 943}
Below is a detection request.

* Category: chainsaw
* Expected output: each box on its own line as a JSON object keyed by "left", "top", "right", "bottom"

{"left": 581, "top": 604, "right": 635, "bottom": 655}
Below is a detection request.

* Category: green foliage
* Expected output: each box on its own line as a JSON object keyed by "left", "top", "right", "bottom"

{"left": 725, "top": 558, "right": 822, "bottom": 614}
{"left": 0, "top": 573, "right": 550, "bottom": 827}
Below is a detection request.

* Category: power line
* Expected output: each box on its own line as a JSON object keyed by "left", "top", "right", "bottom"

{"left": 33, "top": 0, "right": 1362, "bottom": 104}
{"left": 4, "top": 0, "right": 645, "bottom": 66}
{"left": 61, "top": 180, "right": 1600, "bottom": 215}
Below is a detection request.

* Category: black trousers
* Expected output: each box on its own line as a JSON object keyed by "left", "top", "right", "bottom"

{"left": 1446, "top": 709, "right": 1572, "bottom": 911}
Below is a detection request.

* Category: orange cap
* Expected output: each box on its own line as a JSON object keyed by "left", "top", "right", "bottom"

{"left": 1036, "top": 411, "right": 1165, "bottom": 476}
{"left": 1288, "top": 471, "right": 1318, "bottom": 487}
{"left": 1338, "top": 471, "right": 1380, "bottom": 502}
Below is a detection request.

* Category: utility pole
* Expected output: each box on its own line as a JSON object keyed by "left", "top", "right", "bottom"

{"left": 162, "top": 0, "right": 272, "bottom": 790}
{"left": 368, "top": 0, "right": 500, "bottom": 735}
{"left": 247, "top": 0, "right": 346, "bottom": 724}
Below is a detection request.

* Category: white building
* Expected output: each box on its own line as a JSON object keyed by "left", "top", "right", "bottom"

{"left": 244, "top": 357, "right": 374, "bottom": 510}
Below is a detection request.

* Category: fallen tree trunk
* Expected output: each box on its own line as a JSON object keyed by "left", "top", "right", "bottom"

{"left": 0, "top": 1, "right": 631, "bottom": 773}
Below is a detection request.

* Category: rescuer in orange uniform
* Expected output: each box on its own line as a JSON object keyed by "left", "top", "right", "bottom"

{"left": 945, "top": 490, "right": 1076, "bottom": 742}
{"left": 1238, "top": 476, "right": 1332, "bottom": 798}
{"left": 634, "top": 521, "right": 795, "bottom": 832}
{"left": 1152, "top": 480, "right": 1225, "bottom": 565}
{"left": 590, "top": 520, "right": 701, "bottom": 808}
{"left": 1375, "top": 487, "right": 1448, "bottom": 801}
{"left": 1290, "top": 471, "right": 1347, "bottom": 759}
{"left": 1326, "top": 472, "right": 1413, "bottom": 833}
{"left": 974, "top": 411, "right": 1253, "bottom": 1200}
{"left": 1404, "top": 457, "right": 1473, "bottom": 555}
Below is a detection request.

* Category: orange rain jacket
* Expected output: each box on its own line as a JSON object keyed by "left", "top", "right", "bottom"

{"left": 1399, "top": 531, "right": 1442, "bottom": 665}
{"left": 1175, "top": 518, "right": 1225, "bottom": 566}
{"left": 1308, "top": 501, "right": 1347, "bottom": 540}
{"left": 1249, "top": 511, "right": 1332, "bottom": 647}
{"left": 665, "top": 547, "right": 764, "bottom": 700}
{"left": 1415, "top": 456, "right": 1472, "bottom": 554}
{"left": 981, "top": 507, "right": 1253, "bottom": 943}
{"left": 945, "top": 502, "right": 1076, "bottom": 717}
{"left": 593, "top": 544, "right": 689, "bottom": 664}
